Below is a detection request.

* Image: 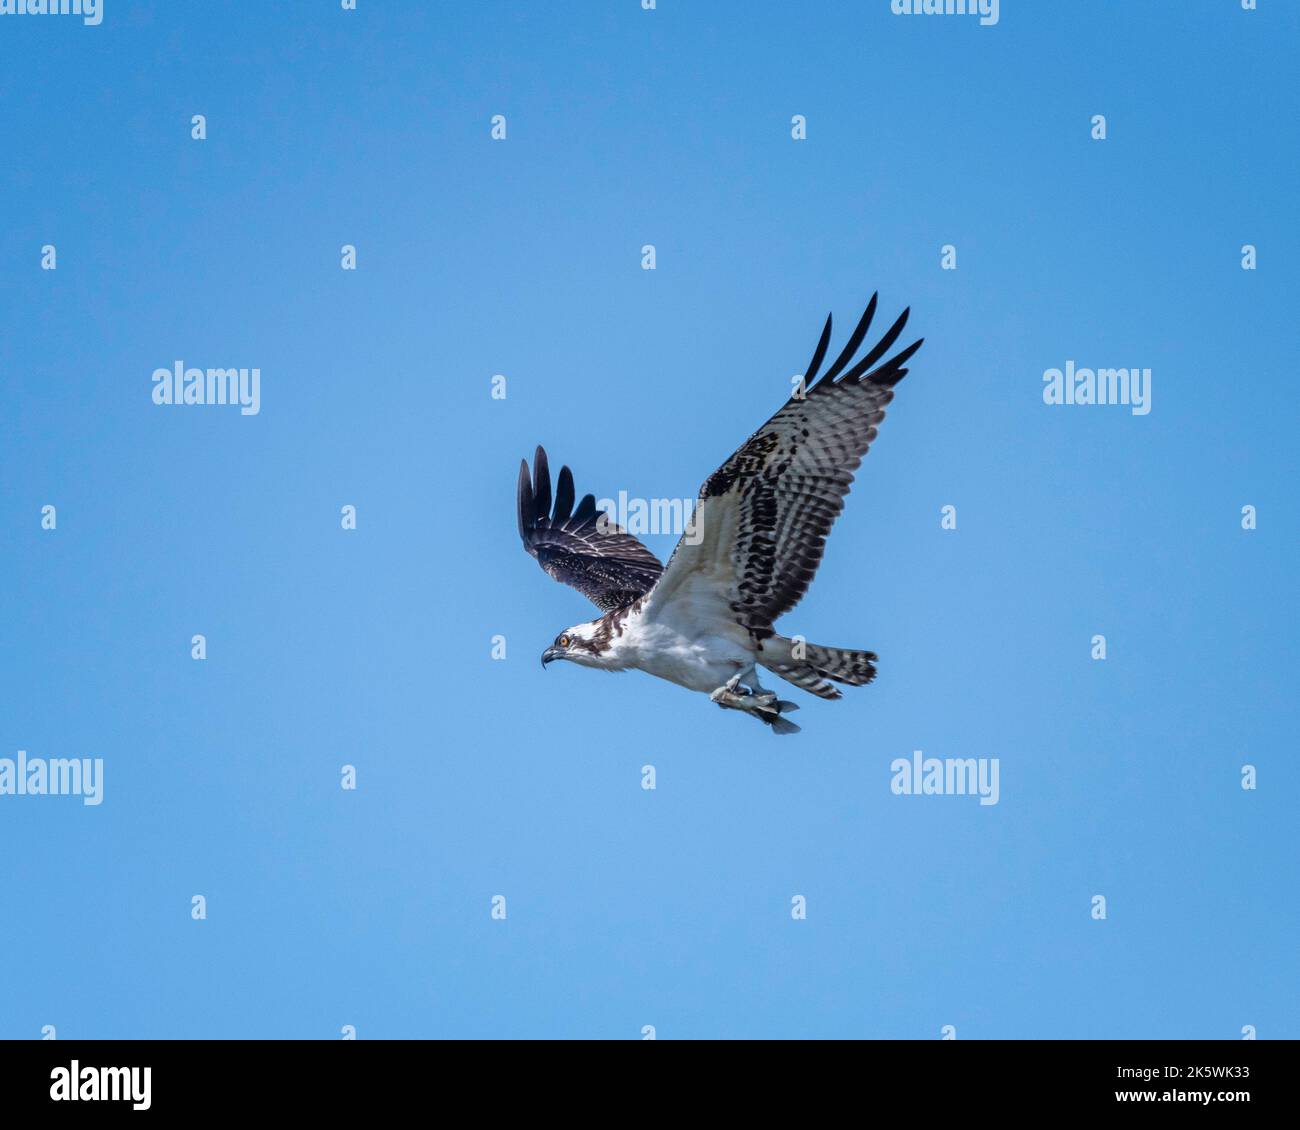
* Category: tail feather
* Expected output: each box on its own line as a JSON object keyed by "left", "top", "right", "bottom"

{"left": 759, "top": 635, "right": 878, "bottom": 699}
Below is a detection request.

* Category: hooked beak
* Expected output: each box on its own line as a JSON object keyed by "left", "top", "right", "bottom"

{"left": 541, "top": 647, "right": 563, "bottom": 668}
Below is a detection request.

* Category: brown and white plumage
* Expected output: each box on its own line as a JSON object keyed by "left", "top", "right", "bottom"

{"left": 517, "top": 293, "right": 923, "bottom": 733}
{"left": 517, "top": 447, "right": 663, "bottom": 613}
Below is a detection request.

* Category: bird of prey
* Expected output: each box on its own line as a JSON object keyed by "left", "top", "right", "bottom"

{"left": 517, "top": 294, "right": 922, "bottom": 734}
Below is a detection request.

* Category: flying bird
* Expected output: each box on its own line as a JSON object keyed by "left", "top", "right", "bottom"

{"left": 517, "top": 294, "right": 922, "bottom": 734}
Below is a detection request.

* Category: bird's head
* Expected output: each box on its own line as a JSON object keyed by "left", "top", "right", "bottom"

{"left": 541, "top": 621, "right": 608, "bottom": 669}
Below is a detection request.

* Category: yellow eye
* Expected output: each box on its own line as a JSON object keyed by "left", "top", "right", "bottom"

{"left": 559, "top": 635, "right": 571, "bottom": 648}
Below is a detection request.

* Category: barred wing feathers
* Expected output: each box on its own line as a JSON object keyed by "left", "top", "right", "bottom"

{"left": 517, "top": 446, "right": 663, "bottom": 612}
{"left": 648, "top": 294, "right": 922, "bottom": 636}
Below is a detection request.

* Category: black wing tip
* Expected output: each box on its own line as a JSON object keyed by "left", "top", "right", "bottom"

{"left": 519, "top": 445, "right": 561, "bottom": 541}
{"left": 802, "top": 311, "right": 834, "bottom": 386}
{"left": 529, "top": 446, "right": 553, "bottom": 524}
{"left": 804, "top": 295, "right": 922, "bottom": 392}
{"left": 553, "top": 464, "right": 576, "bottom": 523}
{"left": 517, "top": 457, "right": 535, "bottom": 543}
{"left": 816, "top": 292, "right": 881, "bottom": 388}
{"left": 519, "top": 447, "right": 607, "bottom": 536}
{"left": 867, "top": 337, "right": 925, "bottom": 388}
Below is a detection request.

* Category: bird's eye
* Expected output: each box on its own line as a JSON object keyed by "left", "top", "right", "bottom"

{"left": 559, "top": 635, "right": 571, "bottom": 648}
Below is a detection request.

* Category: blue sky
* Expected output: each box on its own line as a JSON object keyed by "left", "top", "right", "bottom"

{"left": 1, "top": 1, "right": 1296, "bottom": 1039}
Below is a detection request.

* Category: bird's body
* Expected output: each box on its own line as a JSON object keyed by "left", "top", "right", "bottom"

{"left": 575, "top": 597, "right": 754, "bottom": 693}
{"left": 518, "top": 293, "right": 923, "bottom": 734}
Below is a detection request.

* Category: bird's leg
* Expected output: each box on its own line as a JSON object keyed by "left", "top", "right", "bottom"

{"left": 710, "top": 666, "right": 778, "bottom": 712}
{"left": 709, "top": 684, "right": 746, "bottom": 710}
{"left": 710, "top": 670, "right": 749, "bottom": 710}
{"left": 709, "top": 669, "right": 801, "bottom": 734}
{"left": 747, "top": 669, "right": 778, "bottom": 708}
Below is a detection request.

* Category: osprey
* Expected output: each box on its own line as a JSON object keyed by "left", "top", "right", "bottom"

{"left": 517, "top": 294, "right": 922, "bottom": 734}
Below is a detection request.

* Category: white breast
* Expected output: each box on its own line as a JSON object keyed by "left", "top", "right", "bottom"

{"left": 610, "top": 596, "right": 755, "bottom": 693}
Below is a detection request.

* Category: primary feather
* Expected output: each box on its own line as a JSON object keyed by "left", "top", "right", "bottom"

{"left": 517, "top": 446, "right": 663, "bottom": 612}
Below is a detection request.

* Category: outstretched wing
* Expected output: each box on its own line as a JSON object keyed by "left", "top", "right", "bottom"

{"left": 517, "top": 446, "right": 664, "bottom": 612}
{"left": 647, "top": 294, "right": 922, "bottom": 636}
